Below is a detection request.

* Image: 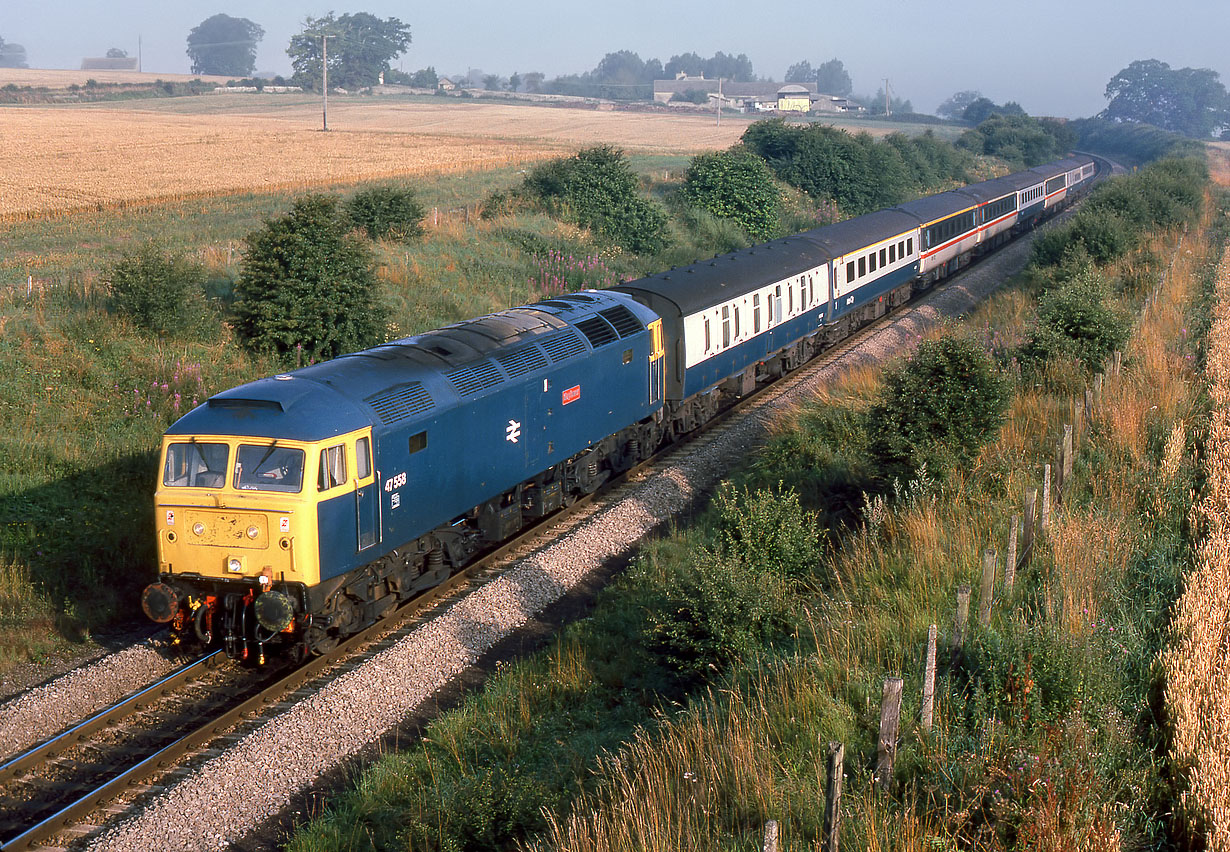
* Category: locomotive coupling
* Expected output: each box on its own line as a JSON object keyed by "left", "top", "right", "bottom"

{"left": 141, "top": 582, "right": 180, "bottom": 623}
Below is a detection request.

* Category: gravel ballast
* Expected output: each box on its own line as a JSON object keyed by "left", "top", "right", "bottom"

{"left": 67, "top": 240, "right": 1030, "bottom": 851}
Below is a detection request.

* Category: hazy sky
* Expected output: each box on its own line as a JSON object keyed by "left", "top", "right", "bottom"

{"left": 4, "top": 0, "right": 1228, "bottom": 118}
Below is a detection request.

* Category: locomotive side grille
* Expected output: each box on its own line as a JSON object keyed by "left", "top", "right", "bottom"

{"left": 574, "top": 316, "right": 619, "bottom": 349}
{"left": 540, "top": 330, "right": 587, "bottom": 362}
{"left": 599, "top": 305, "right": 643, "bottom": 338}
{"left": 495, "top": 345, "right": 549, "bottom": 378}
{"left": 366, "top": 382, "right": 434, "bottom": 424}
{"left": 447, "top": 361, "right": 504, "bottom": 396}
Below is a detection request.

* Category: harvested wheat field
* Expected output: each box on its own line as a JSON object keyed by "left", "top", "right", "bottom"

{"left": 0, "top": 96, "right": 754, "bottom": 220}
{"left": 0, "top": 67, "right": 233, "bottom": 88}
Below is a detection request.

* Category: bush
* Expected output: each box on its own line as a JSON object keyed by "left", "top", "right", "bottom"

{"left": 346, "top": 185, "right": 425, "bottom": 241}
{"left": 516, "top": 146, "right": 669, "bottom": 254}
{"left": 867, "top": 332, "right": 1012, "bottom": 481}
{"left": 232, "top": 195, "right": 383, "bottom": 363}
{"left": 712, "top": 481, "right": 818, "bottom": 579}
{"left": 105, "top": 242, "right": 207, "bottom": 336}
{"left": 681, "top": 147, "right": 781, "bottom": 240}
{"left": 1020, "top": 270, "right": 1129, "bottom": 372}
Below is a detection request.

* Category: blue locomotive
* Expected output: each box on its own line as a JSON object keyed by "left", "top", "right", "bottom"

{"left": 141, "top": 154, "right": 1096, "bottom": 660}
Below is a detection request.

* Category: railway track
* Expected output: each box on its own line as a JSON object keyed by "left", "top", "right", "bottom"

{"left": 0, "top": 163, "right": 1111, "bottom": 850}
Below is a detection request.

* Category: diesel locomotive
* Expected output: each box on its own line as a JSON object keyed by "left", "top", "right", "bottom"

{"left": 141, "top": 154, "right": 1097, "bottom": 660}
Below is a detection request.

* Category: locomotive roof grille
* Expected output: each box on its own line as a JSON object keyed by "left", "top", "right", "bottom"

{"left": 599, "top": 305, "right": 643, "bottom": 338}
{"left": 446, "top": 361, "right": 504, "bottom": 396}
{"left": 574, "top": 316, "right": 619, "bottom": 348}
{"left": 495, "top": 344, "right": 550, "bottom": 378}
{"left": 539, "top": 329, "right": 588, "bottom": 362}
{"left": 365, "top": 382, "right": 434, "bottom": 424}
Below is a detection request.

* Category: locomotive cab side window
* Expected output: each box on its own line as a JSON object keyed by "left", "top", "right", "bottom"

{"left": 319, "top": 444, "right": 347, "bottom": 491}
{"left": 408, "top": 431, "right": 427, "bottom": 455}
{"left": 356, "top": 437, "right": 372, "bottom": 479}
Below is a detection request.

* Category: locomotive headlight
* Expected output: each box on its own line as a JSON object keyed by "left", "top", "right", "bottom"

{"left": 192, "top": 522, "right": 206, "bottom": 536}
{"left": 227, "top": 557, "right": 243, "bottom": 574}
{"left": 246, "top": 525, "right": 260, "bottom": 540}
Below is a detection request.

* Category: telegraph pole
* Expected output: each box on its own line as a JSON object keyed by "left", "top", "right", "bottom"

{"left": 716, "top": 77, "right": 722, "bottom": 127}
{"left": 321, "top": 35, "right": 329, "bottom": 131}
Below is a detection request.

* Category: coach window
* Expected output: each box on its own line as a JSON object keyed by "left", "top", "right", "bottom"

{"left": 869, "top": 252, "right": 877, "bottom": 273}
{"left": 858, "top": 256, "right": 866, "bottom": 278}
{"left": 733, "top": 306, "right": 741, "bottom": 338}
{"left": 753, "top": 294, "right": 761, "bottom": 332}
{"left": 722, "top": 306, "right": 731, "bottom": 348}
{"left": 704, "top": 317, "right": 711, "bottom": 351}
{"left": 880, "top": 247, "right": 887, "bottom": 266}
{"left": 356, "top": 437, "right": 371, "bottom": 480}
{"left": 889, "top": 243, "right": 896, "bottom": 264}
{"left": 775, "top": 286, "right": 783, "bottom": 323}
{"left": 319, "top": 444, "right": 347, "bottom": 492}
{"left": 907, "top": 237, "right": 913, "bottom": 255}
{"left": 788, "top": 284, "right": 794, "bottom": 314}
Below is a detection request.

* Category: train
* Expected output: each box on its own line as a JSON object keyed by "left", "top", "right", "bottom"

{"left": 140, "top": 154, "right": 1098, "bottom": 661}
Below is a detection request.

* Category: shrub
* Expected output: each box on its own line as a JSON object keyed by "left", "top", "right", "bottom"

{"left": 1020, "top": 270, "right": 1129, "bottom": 372}
{"left": 232, "top": 195, "right": 383, "bottom": 363}
{"left": 105, "top": 242, "right": 207, "bottom": 336}
{"left": 681, "top": 147, "right": 781, "bottom": 240}
{"left": 867, "top": 332, "right": 1012, "bottom": 481}
{"left": 517, "top": 146, "right": 669, "bottom": 254}
{"left": 346, "top": 184, "right": 425, "bottom": 241}
{"left": 712, "top": 481, "right": 817, "bottom": 579}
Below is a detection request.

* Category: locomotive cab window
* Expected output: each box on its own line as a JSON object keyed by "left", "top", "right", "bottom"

{"left": 163, "top": 442, "right": 228, "bottom": 488}
{"left": 234, "top": 444, "right": 304, "bottom": 493}
{"left": 319, "top": 444, "right": 347, "bottom": 491}
{"left": 408, "top": 431, "right": 427, "bottom": 455}
{"left": 356, "top": 437, "right": 372, "bottom": 479}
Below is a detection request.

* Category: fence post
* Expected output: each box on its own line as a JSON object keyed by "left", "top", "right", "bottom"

{"left": 1085, "top": 388, "right": 1094, "bottom": 422}
{"left": 823, "top": 741, "right": 844, "bottom": 852}
{"left": 1021, "top": 488, "right": 1037, "bottom": 568}
{"left": 1113, "top": 350, "right": 1122, "bottom": 376}
{"left": 876, "top": 677, "right": 904, "bottom": 792}
{"left": 1093, "top": 373, "right": 1104, "bottom": 409}
{"left": 952, "top": 585, "right": 971, "bottom": 658}
{"left": 978, "top": 549, "right": 997, "bottom": 626}
{"left": 763, "top": 820, "right": 779, "bottom": 852}
{"left": 1005, "top": 516, "right": 1019, "bottom": 592}
{"left": 921, "top": 624, "right": 938, "bottom": 732}
{"left": 1041, "top": 464, "right": 1051, "bottom": 531}
{"left": 1061, "top": 425, "right": 1073, "bottom": 503}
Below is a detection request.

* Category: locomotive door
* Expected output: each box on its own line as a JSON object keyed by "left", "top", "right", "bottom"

{"left": 355, "top": 435, "right": 379, "bottom": 551}
{"left": 647, "top": 319, "right": 665, "bottom": 405}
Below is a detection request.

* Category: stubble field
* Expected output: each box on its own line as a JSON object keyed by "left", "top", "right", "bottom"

{"left": 1, "top": 94, "right": 757, "bottom": 220}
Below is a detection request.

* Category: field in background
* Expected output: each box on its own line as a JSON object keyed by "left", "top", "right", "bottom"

{"left": 0, "top": 68, "right": 232, "bottom": 88}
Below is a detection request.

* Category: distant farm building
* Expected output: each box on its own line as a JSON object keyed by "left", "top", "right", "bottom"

{"left": 81, "top": 57, "right": 138, "bottom": 71}
{"left": 651, "top": 77, "right": 861, "bottom": 114}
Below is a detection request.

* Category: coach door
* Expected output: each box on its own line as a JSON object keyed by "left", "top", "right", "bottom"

{"left": 647, "top": 319, "right": 665, "bottom": 405}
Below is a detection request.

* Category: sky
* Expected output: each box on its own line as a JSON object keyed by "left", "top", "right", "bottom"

{"left": 3, "top": 0, "right": 1228, "bottom": 118}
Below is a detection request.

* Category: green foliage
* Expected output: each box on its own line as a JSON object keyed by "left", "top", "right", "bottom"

{"left": 670, "top": 88, "right": 709, "bottom": 105}
{"left": 681, "top": 147, "right": 781, "bottom": 240}
{"left": 958, "top": 114, "right": 1077, "bottom": 168}
{"left": 713, "top": 482, "right": 818, "bottom": 579}
{"left": 1102, "top": 58, "right": 1230, "bottom": 138}
{"left": 741, "top": 120, "right": 970, "bottom": 216}
{"left": 1020, "top": 270, "right": 1130, "bottom": 372}
{"left": 1071, "top": 117, "right": 1205, "bottom": 166}
{"left": 232, "top": 195, "right": 383, "bottom": 362}
{"left": 186, "top": 13, "right": 264, "bottom": 77}
{"left": 867, "top": 333, "right": 1012, "bottom": 481}
{"left": 105, "top": 242, "right": 208, "bottom": 336}
{"left": 288, "top": 12, "right": 412, "bottom": 90}
{"left": 784, "top": 58, "right": 852, "bottom": 96}
{"left": 346, "top": 184, "right": 425, "bottom": 241}
{"left": 515, "top": 146, "right": 669, "bottom": 254}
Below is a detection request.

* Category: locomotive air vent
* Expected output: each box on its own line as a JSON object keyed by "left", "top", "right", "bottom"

{"left": 599, "top": 305, "right": 643, "bottom": 338}
{"left": 539, "top": 329, "right": 588, "bottom": 363}
{"left": 574, "top": 316, "right": 619, "bottom": 348}
{"left": 366, "top": 382, "right": 434, "bottom": 424}
{"left": 536, "top": 300, "right": 575, "bottom": 311}
{"left": 558, "top": 294, "right": 597, "bottom": 303}
{"left": 496, "top": 345, "right": 549, "bottom": 378}
{"left": 446, "top": 361, "right": 504, "bottom": 397}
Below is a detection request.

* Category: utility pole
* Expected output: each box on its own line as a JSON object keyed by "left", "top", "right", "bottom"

{"left": 321, "top": 34, "right": 329, "bottom": 131}
{"left": 138, "top": 34, "right": 142, "bottom": 73}
{"left": 884, "top": 78, "right": 891, "bottom": 117}
{"left": 716, "top": 77, "right": 722, "bottom": 127}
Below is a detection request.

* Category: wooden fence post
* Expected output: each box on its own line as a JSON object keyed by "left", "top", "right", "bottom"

{"left": 1073, "top": 394, "right": 1084, "bottom": 445}
{"left": 952, "top": 585, "right": 971, "bottom": 658}
{"left": 1113, "top": 350, "right": 1122, "bottom": 376}
{"left": 1085, "top": 388, "right": 1094, "bottom": 421}
{"left": 1005, "top": 516, "right": 1019, "bottom": 592}
{"left": 1021, "top": 488, "right": 1037, "bottom": 568}
{"left": 763, "top": 820, "right": 779, "bottom": 852}
{"left": 978, "top": 549, "right": 997, "bottom": 626}
{"left": 1041, "top": 464, "right": 1051, "bottom": 531}
{"left": 823, "top": 741, "right": 844, "bottom": 852}
{"left": 921, "top": 625, "right": 938, "bottom": 732}
{"left": 1094, "top": 373, "right": 1103, "bottom": 409}
{"left": 876, "top": 677, "right": 904, "bottom": 792}
{"left": 1061, "top": 425, "right": 1073, "bottom": 502}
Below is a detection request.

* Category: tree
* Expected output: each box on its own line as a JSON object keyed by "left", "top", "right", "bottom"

{"left": 936, "top": 90, "right": 982, "bottom": 120}
{"left": 704, "top": 51, "right": 754, "bottom": 82}
{"left": 814, "top": 59, "right": 851, "bottom": 96}
{"left": 186, "top": 14, "right": 264, "bottom": 76}
{"left": 522, "top": 71, "right": 545, "bottom": 93}
{"left": 288, "top": 12, "right": 412, "bottom": 90}
{"left": 682, "top": 147, "right": 781, "bottom": 240}
{"left": 232, "top": 195, "right": 383, "bottom": 362}
{"left": 0, "top": 36, "right": 28, "bottom": 69}
{"left": 106, "top": 47, "right": 128, "bottom": 59}
{"left": 589, "top": 50, "right": 662, "bottom": 85}
{"left": 482, "top": 73, "right": 502, "bottom": 91}
{"left": 784, "top": 60, "right": 813, "bottom": 84}
{"left": 1102, "top": 59, "right": 1230, "bottom": 138}
{"left": 666, "top": 52, "right": 706, "bottom": 78}
{"left": 409, "top": 67, "right": 437, "bottom": 88}
{"left": 508, "top": 71, "right": 521, "bottom": 93}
